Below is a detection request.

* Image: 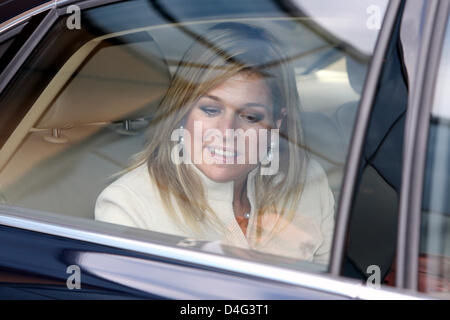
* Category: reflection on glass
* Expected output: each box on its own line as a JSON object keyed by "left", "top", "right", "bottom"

{"left": 0, "top": 0, "right": 386, "bottom": 271}
{"left": 95, "top": 22, "right": 335, "bottom": 264}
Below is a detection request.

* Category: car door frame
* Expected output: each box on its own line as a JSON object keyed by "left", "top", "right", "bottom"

{"left": 328, "top": 0, "right": 402, "bottom": 276}
{"left": 396, "top": 0, "right": 450, "bottom": 291}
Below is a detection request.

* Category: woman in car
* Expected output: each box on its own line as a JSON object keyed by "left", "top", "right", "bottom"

{"left": 95, "top": 22, "right": 335, "bottom": 264}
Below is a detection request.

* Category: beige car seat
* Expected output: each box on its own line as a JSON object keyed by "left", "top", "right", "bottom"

{"left": 0, "top": 32, "right": 171, "bottom": 219}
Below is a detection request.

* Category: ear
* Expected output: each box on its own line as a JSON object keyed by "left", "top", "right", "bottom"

{"left": 275, "top": 108, "right": 287, "bottom": 129}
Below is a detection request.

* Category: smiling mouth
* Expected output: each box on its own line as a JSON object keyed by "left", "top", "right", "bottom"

{"left": 206, "top": 146, "right": 238, "bottom": 158}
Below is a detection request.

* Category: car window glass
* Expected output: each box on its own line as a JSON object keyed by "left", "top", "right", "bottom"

{"left": 419, "top": 16, "right": 450, "bottom": 298}
{"left": 0, "top": 0, "right": 388, "bottom": 273}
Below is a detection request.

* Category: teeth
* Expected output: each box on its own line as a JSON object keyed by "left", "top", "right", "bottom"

{"left": 208, "top": 147, "right": 236, "bottom": 157}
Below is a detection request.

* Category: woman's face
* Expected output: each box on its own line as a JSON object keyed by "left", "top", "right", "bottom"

{"left": 184, "top": 72, "right": 279, "bottom": 183}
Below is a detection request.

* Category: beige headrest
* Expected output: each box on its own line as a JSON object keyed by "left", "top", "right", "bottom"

{"left": 35, "top": 37, "right": 170, "bottom": 129}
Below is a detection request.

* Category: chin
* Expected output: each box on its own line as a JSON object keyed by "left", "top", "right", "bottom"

{"left": 197, "top": 164, "right": 253, "bottom": 183}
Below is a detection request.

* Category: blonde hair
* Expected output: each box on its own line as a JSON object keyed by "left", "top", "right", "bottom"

{"left": 129, "top": 22, "right": 308, "bottom": 245}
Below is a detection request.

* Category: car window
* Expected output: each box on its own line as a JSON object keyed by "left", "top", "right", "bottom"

{"left": 0, "top": 0, "right": 388, "bottom": 273}
{"left": 419, "top": 16, "right": 450, "bottom": 297}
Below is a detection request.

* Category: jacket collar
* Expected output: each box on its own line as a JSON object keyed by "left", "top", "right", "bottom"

{"left": 188, "top": 164, "right": 259, "bottom": 247}
{"left": 189, "top": 163, "right": 259, "bottom": 206}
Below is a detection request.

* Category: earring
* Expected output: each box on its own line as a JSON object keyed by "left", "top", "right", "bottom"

{"left": 176, "top": 125, "right": 185, "bottom": 160}
{"left": 266, "top": 141, "right": 275, "bottom": 162}
{"left": 179, "top": 125, "right": 184, "bottom": 144}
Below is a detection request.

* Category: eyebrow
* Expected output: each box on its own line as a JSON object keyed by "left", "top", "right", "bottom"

{"left": 202, "top": 95, "right": 271, "bottom": 110}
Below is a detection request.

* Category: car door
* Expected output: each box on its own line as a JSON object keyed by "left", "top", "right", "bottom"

{"left": 0, "top": 0, "right": 429, "bottom": 300}
{"left": 394, "top": 0, "right": 450, "bottom": 297}
{"left": 339, "top": 0, "right": 450, "bottom": 298}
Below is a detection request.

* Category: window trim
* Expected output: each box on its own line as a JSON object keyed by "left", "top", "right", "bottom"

{"left": 397, "top": 0, "right": 450, "bottom": 291}
{"left": 0, "top": 8, "right": 58, "bottom": 97}
{"left": 0, "top": 1, "right": 55, "bottom": 35}
{"left": 0, "top": 204, "right": 426, "bottom": 299}
{"left": 0, "top": 21, "right": 27, "bottom": 44}
{"left": 329, "top": 0, "right": 402, "bottom": 276}
{"left": 0, "top": 0, "right": 116, "bottom": 96}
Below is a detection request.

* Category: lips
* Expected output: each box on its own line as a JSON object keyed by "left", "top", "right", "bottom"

{"left": 207, "top": 146, "right": 237, "bottom": 157}
{"left": 205, "top": 146, "right": 241, "bottom": 163}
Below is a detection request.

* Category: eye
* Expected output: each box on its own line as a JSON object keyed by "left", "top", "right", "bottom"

{"left": 199, "top": 105, "right": 221, "bottom": 117}
{"left": 239, "top": 112, "right": 265, "bottom": 123}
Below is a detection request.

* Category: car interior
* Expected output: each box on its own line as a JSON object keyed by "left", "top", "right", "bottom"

{"left": 0, "top": 19, "right": 363, "bottom": 221}
{"left": 0, "top": 29, "right": 172, "bottom": 218}
{"left": 0, "top": 19, "right": 366, "bottom": 279}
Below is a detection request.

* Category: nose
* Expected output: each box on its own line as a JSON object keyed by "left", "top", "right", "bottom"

{"left": 216, "top": 111, "right": 238, "bottom": 136}
{"left": 211, "top": 111, "right": 239, "bottom": 148}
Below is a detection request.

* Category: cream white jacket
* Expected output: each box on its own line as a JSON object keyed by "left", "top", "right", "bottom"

{"left": 95, "top": 159, "right": 335, "bottom": 265}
